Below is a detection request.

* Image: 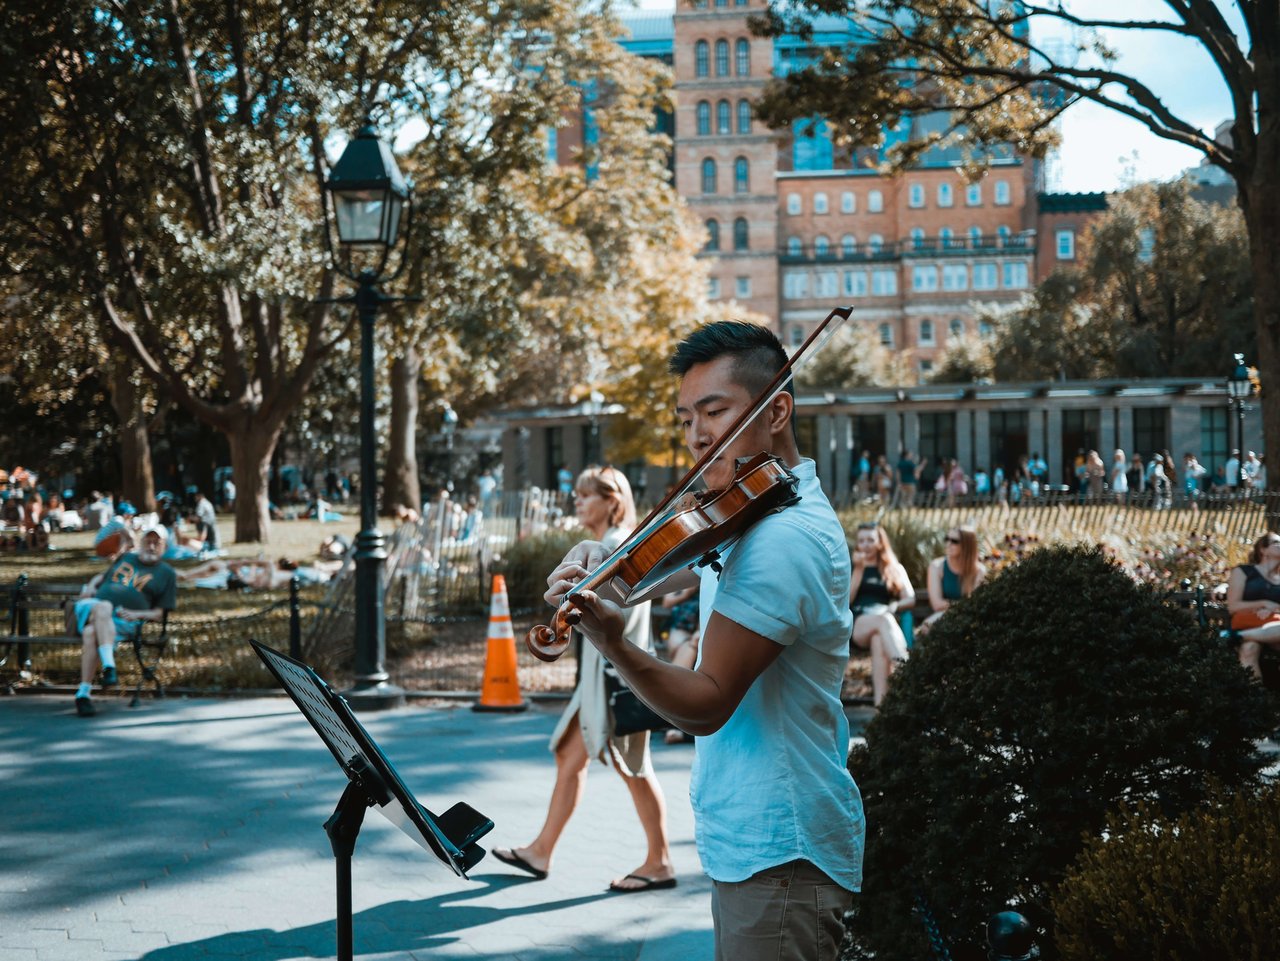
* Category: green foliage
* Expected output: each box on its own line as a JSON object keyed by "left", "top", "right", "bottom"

{"left": 796, "top": 321, "right": 914, "bottom": 389}
{"left": 927, "top": 334, "right": 995, "bottom": 385}
{"left": 845, "top": 546, "right": 1278, "bottom": 961}
{"left": 491, "top": 527, "right": 587, "bottom": 613}
{"left": 1053, "top": 783, "right": 1280, "bottom": 961}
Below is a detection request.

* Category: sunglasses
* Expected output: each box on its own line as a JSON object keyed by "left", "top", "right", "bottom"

{"left": 945, "top": 535, "right": 962, "bottom": 544}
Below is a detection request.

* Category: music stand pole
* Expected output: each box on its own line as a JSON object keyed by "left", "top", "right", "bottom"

{"left": 325, "top": 780, "right": 374, "bottom": 961}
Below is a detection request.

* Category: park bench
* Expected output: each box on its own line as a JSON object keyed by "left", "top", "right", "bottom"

{"left": 1170, "top": 584, "right": 1280, "bottom": 690}
{"left": 0, "top": 573, "right": 168, "bottom": 706}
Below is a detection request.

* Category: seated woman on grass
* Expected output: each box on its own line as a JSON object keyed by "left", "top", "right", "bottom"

{"left": 1225, "top": 532, "right": 1280, "bottom": 680}
{"left": 178, "top": 556, "right": 339, "bottom": 591}
{"left": 848, "top": 522, "right": 914, "bottom": 706}
{"left": 917, "top": 525, "right": 986, "bottom": 637}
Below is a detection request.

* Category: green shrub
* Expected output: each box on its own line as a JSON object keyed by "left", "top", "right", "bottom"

{"left": 491, "top": 527, "right": 587, "bottom": 612}
{"left": 1053, "top": 783, "right": 1280, "bottom": 961}
{"left": 843, "top": 545, "right": 1278, "bottom": 961}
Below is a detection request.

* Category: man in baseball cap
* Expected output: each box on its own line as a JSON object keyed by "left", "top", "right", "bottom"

{"left": 72, "top": 524, "right": 177, "bottom": 717}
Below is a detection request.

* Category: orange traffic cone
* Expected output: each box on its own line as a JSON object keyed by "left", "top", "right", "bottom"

{"left": 473, "top": 574, "right": 529, "bottom": 713}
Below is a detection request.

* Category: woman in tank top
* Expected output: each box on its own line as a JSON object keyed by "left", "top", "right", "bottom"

{"left": 918, "top": 525, "right": 986, "bottom": 637}
{"left": 849, "top": 522, "right": 914, "bottom": 706}
{"left": 1226, "top": 532, "right": 1280, "bottom": 679}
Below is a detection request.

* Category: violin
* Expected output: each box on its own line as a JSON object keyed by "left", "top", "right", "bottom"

{"left": 525, "top": 304, "right": 853, "bottom": 662}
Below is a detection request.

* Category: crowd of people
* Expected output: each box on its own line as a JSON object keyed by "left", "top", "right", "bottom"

{"left": 849, "top": 447, "right": 1267, "bottom": 509}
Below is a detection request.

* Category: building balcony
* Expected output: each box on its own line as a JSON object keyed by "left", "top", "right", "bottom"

{"left": 777, "top": 233, "right": 1034, "bottom": 264}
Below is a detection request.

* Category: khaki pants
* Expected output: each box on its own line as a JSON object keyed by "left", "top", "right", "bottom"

{"left": 711, "top": 859, "right": 853, "bottom": 961}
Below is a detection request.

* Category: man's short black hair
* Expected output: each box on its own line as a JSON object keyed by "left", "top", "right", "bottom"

{"left": 668, "top": 321, "right": 792, "bottom": 398}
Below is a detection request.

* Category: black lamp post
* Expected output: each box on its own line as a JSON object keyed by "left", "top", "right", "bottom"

{"left": 586, "top": 390, "right": 605, "bottom": 465}
{"left": 1228, "top": 352, "right": 1252, "bottom": 467}
{"left": 321, "top": 122, "right": 414, "bottom": 711}
{"left": 441, "top": 402, "right": 458, "bottom": 492}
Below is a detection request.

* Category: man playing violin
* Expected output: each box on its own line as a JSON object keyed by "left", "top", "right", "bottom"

{"left": 545, "top": 321, "right": 861, "bottom": 961}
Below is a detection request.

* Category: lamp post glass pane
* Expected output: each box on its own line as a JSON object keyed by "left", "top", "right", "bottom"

{"left": 335, "top": 188, "right": 395, "bottom": 246}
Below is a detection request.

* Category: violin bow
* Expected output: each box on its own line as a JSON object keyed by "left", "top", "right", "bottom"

{"left": 576, "top": 303, "right": 853, "bottom": 591}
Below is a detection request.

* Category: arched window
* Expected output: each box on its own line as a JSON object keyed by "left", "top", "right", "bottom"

{"left": 868, "top": 190, "right": 884, "bottom": 212}
{"left": 910, "top": 227, "right": 925, "bottom": 250}
{"left": 733, "top": 217, "right": 749, "bottom": 251}
{"left": 734, "top": 156, "right": 749, "bottom": 193}
{"left": 969, "top": 225, "right": 983, "bottom": 245}
{"left": 997, "top": 224, "right": 1011, "bottom": 244}
{"left": 937, "top": 183, "right": 953, "bottom": 207}
{"left": 786, "top": 193, "right": 802, "bottom": 215}
{"left": 994, "top": 179, "right": 1011, "bottom": 205}
{"left": 814, "top": 235, "right": 830, "bottom": 257}
{"left": 813, "top": 192, "right": 829, "bottom": 214}
{"left": 787, "top": 236, "right": 802, "bottom": 256}
{"left": 735, "top": 38, "right": 750, "bottom": 76}
{"left": 868, "top": 233, "right": 884, "bottom": 253}
{"left": 939, "top": 226, "right": 954, "bottom": 248}
{"left": 966, "top": 183, "right": 982, "bottom": 206}
{"left": 695, "top": 40, "right": 709, "bottom": 78}
{"left": 717, "top": 100, "right": 731, "bottom": 135}
{"left": 705, "top": 219, "right": 720, "bottom": 251}
{"left": 696, "top": 101, "right": 711, "bottom": 136}
{"left": 701, "top": 158, "right": 717, "bottom": 194}
{"left": 949, "top": 318, "right": 964, "bottom": 338}
{"left": 908, "top": 183, "right": 925, "bottom": 208}
{"left": 841, "top": 191, "right": 856, "bottom": 213}
{"left": 841, "top": 234, "right": 857, "bottom": 256}
{"left": 919, "top": 319, "right": 935, "bottom": 345}
{"left": 715, "top": 39, "right": 730, "bottom": 76}
{"left": 737, "top": 99, "right": 752, "bottom": 134}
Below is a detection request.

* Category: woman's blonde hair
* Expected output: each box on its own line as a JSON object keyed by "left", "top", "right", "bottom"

{"left": 857, "top": 522, "right": 911, "bottom": 598}
{"left": 951, "top": 525, "right": 981, "bottom": 595}
{"left": 577, "top": 466, "right": 636, "bottom": 529}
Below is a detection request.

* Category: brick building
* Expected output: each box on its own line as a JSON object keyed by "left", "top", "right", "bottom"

{"left": 607, "top": 5, "right": 1109, "bottom": 376}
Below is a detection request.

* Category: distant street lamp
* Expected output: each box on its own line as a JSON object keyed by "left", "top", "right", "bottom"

{"left": 321, "top": 121, "right": 414, "bottom": 711}
{"left": 1228, "top": 352, "right": 1252, "bottom": 464}
{"left": 586, "top": 390, "right": 605, "bottom": 465}
{"left": 441, "top": 402, "right": 458, "bottom": 492}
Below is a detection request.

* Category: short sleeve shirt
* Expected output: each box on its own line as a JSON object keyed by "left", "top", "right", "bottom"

{"left": 692, "top": 458, "right": 863, "bottom": 890}
{"left": 95, "top": 553, "right": 178, "bottom": 613}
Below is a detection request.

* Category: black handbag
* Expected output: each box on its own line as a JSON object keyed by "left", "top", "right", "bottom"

{"left": 603, "top": 663, "right": 671, "bottom": 736}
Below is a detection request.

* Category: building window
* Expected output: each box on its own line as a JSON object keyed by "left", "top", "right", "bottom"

{"left": 734, "top": 156, "right": 749, "bottom": 193}
{"left": 786, "top": 193, "right": 802, "bottom": 215}
{"left": 1133, "top": 407, "right": 1168, "bottom": 457}
{"left": 909, "top": 183, "right": 926, "bottom": 208}
{"left": 782, "top": 270, "right": 809, "bottom": 299}
{"left": 705, "top": 218, "right": 720, "bottom": 251}
{"left": 997, "top": 224, "right": 1011, "bottom": 244}
{"left": 994, "top": 179, "right": 1011, "bottom": 205}
{"left": 737, "top": 99, "right": 752, "bottom": 134}
{"left": 919, "top": 319, "right": 935, "bottom": 345}
{"left": 969, "top": 225, "right": 983, "bottom": 245}
{"left": 841, "top": 234, "right": 857, "bottom": 256}
{"left": 910, "top": 227, "right": 926, "bottom": 250}
{"left": 816, "top": 270, "right": 838, "bottom": 297}
{"left": 814, "top": 234, "right": 830, "bottom": 257}
{"left": 786, "top": 235, "right": 802, "bottom": 256}
{"left": 939, "top": 226, "right": 954, "bottom": 248}
{"left": 717, "top": 99, "right": 731, "bottom": 135}
{"left": 938, "top": 183, "right": 953, "bottom": 207}
{"left": 973, "top": 262, "right": 998, "bottom": 290}
{"left": 701, "top": 157, "right": 717, "bottom": 193}
{"left": 1056, "top": 228, "right": 1075, "bottom": 260}
{"left": 1139, "top": 227, "right": 1155, "bottom": 263}
{"left": 843, "top": 270, "right": 868, "bottom": 296}
{"left": 868, "top": 233, "right": 884, "bottom": 253}
{"left": 695, "top": 40, "right": 709, "bottom": 78}
{"left": 942, "top": 264, "right": 968, "bottom": 291}
{"left": 735, "top": 38, "right": 750, "bottom": 76}
{"left": 735, "top": 0, "right": 747, "bottom": 6}
{"left": 879, "top": 322, "right": 894, "bottom": 346}
{"left": 872, "top": 268, "right": 897, "bottom": 295}
{"left": 715, "top": 0, "right": 727, "bottom": 6}
{"left": 913, "top": 265, "right": 938, "bottom": 292}
{"left": 814, "top": 192, "right": 829, "bottom": 214}
{"left": 733, "top": 217, "right": 749, "bottom": 250}
{"left": 696, "top": 101, "right": 711, "bottom": 136}
{"left": 1200, "top": 406, "right": 1229, "bottom": 478}
{"left": 791, "top": 325, "right": 805, "bottom": 347}
{"left": 918, "top": 412, "right": 957, "bottom": 481}
{"left": 966, "top": 183, "right": 981, "bottom": 206}
{"left": 949, "top": 318, "right": 964, "bottom": 338}
{"left": 735, "top": 275, "right": 752, "bottom": 298}
{"left": 841, "top": 191, "right": 856, "bottom": 213}
{"left": 978, "top": 319, "right": 993, "bottom": 338}
{"left": 868, "top": 190, "right": 883, "bottom": 212}
{"left": 1002, "top": 261, "right": 1029, "bottom": 288}
{"left": 708, "top": 276, "right": 721, "bottom": 298}
{"left": 715, "top": 39, "right": 729, "bottom": 76}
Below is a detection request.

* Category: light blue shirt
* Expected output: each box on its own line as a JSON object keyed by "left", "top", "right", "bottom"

{"left": 691, "top": 458, "right": 863, "bottom": 890}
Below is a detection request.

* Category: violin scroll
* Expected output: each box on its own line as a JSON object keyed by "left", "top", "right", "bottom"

{"left": 525, "top": 604, "right": 580, "bottom": 662}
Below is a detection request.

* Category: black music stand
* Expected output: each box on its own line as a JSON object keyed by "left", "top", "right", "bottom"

{"left": 252, "top": 641, "right": 493, "bottom": 961}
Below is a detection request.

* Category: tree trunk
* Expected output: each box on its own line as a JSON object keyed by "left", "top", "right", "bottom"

{"left": 1241, "top": 170, "right": 1280, "bottom": 530}
{"left": 225, "top": 419, "right": 284, "bottom": 543}
{"left": 383, "top": 347, "right": 422, "bottom": 515}
{"left": 105, "top": 361, "right": 156, "bottom": 512}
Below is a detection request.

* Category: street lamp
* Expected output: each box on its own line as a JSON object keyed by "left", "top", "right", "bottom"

{"left": 441, "top": 402, "right": 458, "bottom": 492}
{"left": 321, "top": 121, "right": 414, "bottom": 711}
{"left": 586, "top": 390, "right": 605, "bottom": 465}
{"left": 1228, "top": 352, "right": 1252, "bottom": 464}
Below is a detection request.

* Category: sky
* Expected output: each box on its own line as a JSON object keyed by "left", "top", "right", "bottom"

{"left": 632, "top": 0, "right": 1241, "bottom": 193}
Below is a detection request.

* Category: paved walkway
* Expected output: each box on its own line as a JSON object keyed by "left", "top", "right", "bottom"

{"left": 1, "top": 692, "right": 740, "bottom": 961}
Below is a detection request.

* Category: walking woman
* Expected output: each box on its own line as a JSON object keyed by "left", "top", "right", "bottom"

{"left": 917, "top": 525, "right": 986, "bottom": 636}
{"left": 849, "top": 522, "right": 914, "bottom": 705}
{"left": 491, "top": 466, "right": 675, "bottom": 893}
